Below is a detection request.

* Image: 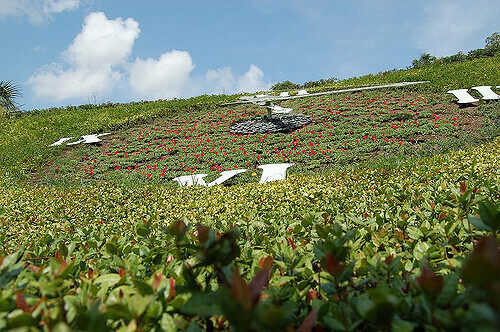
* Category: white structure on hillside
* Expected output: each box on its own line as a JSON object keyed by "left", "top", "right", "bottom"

{"left": 447, "top": 86, "right": 500, "bottom": 104}
{"left": 50, "top": 133, "right": 112, "bottom": 147}
{"left": 50, "top": 137, "right": 74, "bottom": 147}
{"left": 67, "top": 133, "right": 112, "bottom": 145}
{"left": 447, "top": 89, "right": 479, "bottom": 104}
{"left": 267, "top": 104, "right": 293, "bottom": 114}
{"left": 172, "top": 163, "right": 295, "bottom": 187}
{"left": 258, "top": 163, "right": 294, "bottom": 184}
{"left": 471, "top": 86, "right": 499, "bottom": 101}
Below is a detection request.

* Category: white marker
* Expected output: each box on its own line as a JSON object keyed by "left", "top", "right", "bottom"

{"left": 66, "top": 133, "right": 112, "bottom": 145}
{"left": 258, "top": 163, "right": 294, "bottom": 184}
{"left": 50, "top": 137, "right": 74, "bottom": 147}
{"left": 471, "top": 86, "right": 499, "bottom": 101}
{"left": 447, "top": 89, "right": 479, "bottom": 104}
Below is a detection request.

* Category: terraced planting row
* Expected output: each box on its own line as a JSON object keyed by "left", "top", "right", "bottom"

{"left": 44, "top": 89, "right": 497, "bottom": 185}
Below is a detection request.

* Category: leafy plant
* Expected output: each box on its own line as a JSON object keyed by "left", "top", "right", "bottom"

{"left": 0, "top": 80, "right": 22, "bottom": 116}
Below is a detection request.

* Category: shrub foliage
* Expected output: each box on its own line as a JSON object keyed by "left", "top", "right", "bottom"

{"left": 0, "top": 139, "right": 499, "bottom": 330}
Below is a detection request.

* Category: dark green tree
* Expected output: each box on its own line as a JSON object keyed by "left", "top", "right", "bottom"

{"left": 485, "top": 32, "right": 499, "bottom": 49}
{"left": 0, "top": 80, "right": 22, "bottom": 116}
{"left": 270, "top": 80, "right": 299, "bottom": 91}
{"left": 411, "top": 53, "right": 437, "bottom": 68}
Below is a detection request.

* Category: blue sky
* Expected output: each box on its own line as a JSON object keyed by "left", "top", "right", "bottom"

{"left": 1, "top": 0, "right": 498, "bottom": 110}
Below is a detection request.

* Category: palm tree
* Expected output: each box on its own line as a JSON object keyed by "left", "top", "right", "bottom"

{"left": 0, "top": 80, "right": 22, "bottom": 116}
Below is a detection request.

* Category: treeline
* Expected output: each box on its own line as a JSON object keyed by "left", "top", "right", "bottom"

{"left": 271, "top": 77, "right": 338, "bottom": 91}
{"left": 411, "top": 32, "right": 499, "bottom": 69}
{"left": 272, "top": 32, "right": 499, "bottom": 90}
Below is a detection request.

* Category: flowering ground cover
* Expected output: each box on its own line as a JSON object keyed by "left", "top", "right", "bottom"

{"left": 43, "top": 88, "right": 498, "bottom": 185}
{"left": 0, "top": 55, "right": 497, "bottom": 184}
{"left": 0, "top": 138, "right": 498, "bottom": 330}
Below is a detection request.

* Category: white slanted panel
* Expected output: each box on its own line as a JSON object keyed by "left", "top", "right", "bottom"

{"left": 67, "top": 133, "right": 112, "bottom": 145}
{"left": 207, "top": 169, "right": 247, "bottom": 187}
{"left": 172, "top": 174, "right": 208, "bottom": 187}
{"left": 50, "top": 137, "right": 74, "bottom": 147}
{"left": 447, "top": 89, "right": 479, "bottom": 104}
{"left": 297, "top": 90, "right": 309, "bottom": 95}
{"left": 279, "top": 92, "right": 289, "bottom": 97}
{"left": 471, "top": 86, "right": 499, "bottom": 100}
{"left": 258, "top": 163, "right": 294, "bottom": 184}
{"left": 270, "top": 104, "right": 293, "bottom": 114}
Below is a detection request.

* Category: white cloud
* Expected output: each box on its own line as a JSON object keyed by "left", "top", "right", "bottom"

{"left": 63, "top": 12, "right": 139, "bottom": 69}
{"left": 237, "top": 65, "right": 270, "bottom": 93}
{"left": 28, "top": 12, "right": 270, "bottom": 104}
{"left": 0, "top": 0, "right": 83, "bottom": 23}
{"left": 0, "top": 1, "right": 24, "bottom": 17}
{"left": 128, "top": 50, "right": 195, "bottom": 100}
{"left": 45, "top": 0, "right": 80, "bottom": 13}
{"left": 29, "top": 12, "right": 140, "bottom": 101}
{"left": 204, "top": 65, "right": 270, "bottom": 95}
{"left": 414, "top": 0, "right": 500, "bottom": 56}
{"left": 28, "top": 65, "right": 120, "bottom": 102}
{"left": 206, "top": 67, "right": 236, "bottom": 94}
{"left": 128, "top": 54, "right": 270, "bottom": 99}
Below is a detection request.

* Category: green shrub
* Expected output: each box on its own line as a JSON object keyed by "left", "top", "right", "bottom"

{"left": 271, "top": 80, "right": 300, "bottom": 91}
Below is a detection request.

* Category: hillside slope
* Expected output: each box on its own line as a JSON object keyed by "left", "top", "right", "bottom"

{"left": 0, "top": 55, "right": 498, "bottom": 184}
{"left": 42, "top": 88, "right": 498, "bottom": 186}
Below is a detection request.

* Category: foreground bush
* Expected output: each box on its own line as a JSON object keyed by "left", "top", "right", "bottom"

{"left": 0, "top": 218, "right": 498, "bottom": 330}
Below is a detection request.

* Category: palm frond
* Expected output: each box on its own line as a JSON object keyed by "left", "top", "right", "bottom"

{"left": 0, "top": 80, "right": 22, "bottom": 111}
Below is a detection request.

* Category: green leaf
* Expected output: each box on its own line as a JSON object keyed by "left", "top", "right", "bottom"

{"left": 315, "top": 224, "right": 328, "bottom": 239}
{"left": 392, "top": 320, "right": 417, "bottom": 332}
{"left": 105, "top": 303, "right": 134, "bottom": 321}
{"left": 6, "top": 313, "right": 36, "bottom": 328}
{"left": 58, "top": 242, "right": 68, "bottom": 257}
{"left": 413, "top": 241, "right": 430, "bottom": 260}
{"left": 477, "top": 201, "right": 500, "bottom": 230}
{"left": 133, "top": 280, "right": 154, "bottom": 296}
{"left": 322, "top": 315, "right": 345, "bottom": 330}
{"left": 467, "top": 217, "right": 492, "bottom": 231}
{"left": 64, "top": 295, "right": 81, "bottom": 324}
{"left": 95, "top": 274, "right": 121, "bottom": 288}
{"left": 185, "top": 322, "right": 205, "bottom": 332}
{"left": 53, "top": 322, "right": 73, "bottom": 332}
{"left": 0, "top": 265, "right": 23, "bottom": 288}
{"left": 136, "top": 227, "right": 149, "bottom": 238}
{"left": 437, "top": 275, "right": 458, "bottom": 306}
{"left": 321, "top": 283, "right": 337, "bottom": 295}
{"left": 336, "top": 261, "right": 354, "bottom": 283}
{"left": 181, "top": 292, "right": 222, "bottom": 316}
{"left": 106, "top": 242, "right": 119, "bottom": 255}
{"left": 467, "top": 303, "right": 497, "bottom": 324}
{"left": 354, "top": 293, "right": 373, "bottom": 317}
{"left": 160, "top": 313, "right": 177, "bottom": 331}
